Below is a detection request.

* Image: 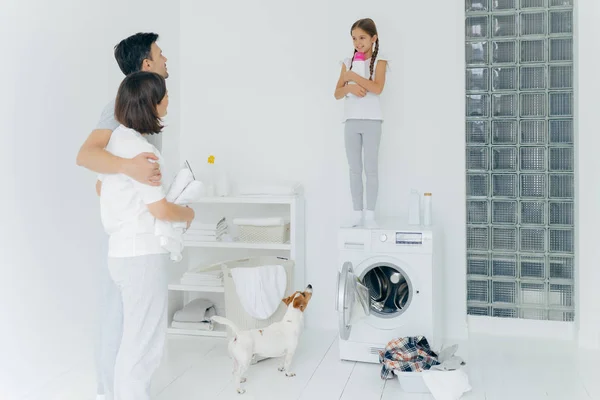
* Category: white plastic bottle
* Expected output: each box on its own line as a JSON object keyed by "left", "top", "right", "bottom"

{"left": 408, "top": 189, "right": 421, "bottom": 225}
{"left": 217, "top": 169, "right": 230, "bottom": 197}
{"left": 348, "top": 52, "right": 366, "bottom": 97}
{"left": 423, "top": 192, "right": 433, "bottom": 226}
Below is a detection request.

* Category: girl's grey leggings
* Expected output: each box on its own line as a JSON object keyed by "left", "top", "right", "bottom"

{"left": 344, "top": 119, "right": 382, "bottom": 211}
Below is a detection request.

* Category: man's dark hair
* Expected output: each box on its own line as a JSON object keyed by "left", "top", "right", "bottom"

{"left": 114, "top": 33, "right": 159, "bottom": 75}
{"left": 115, "top": 71, "right": 166, "bottom": 134}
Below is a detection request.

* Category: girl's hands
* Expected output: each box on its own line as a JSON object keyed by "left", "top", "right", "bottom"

{"left": 347, "top": 84, "right": 367, "bottom": 97}
{"left": 344, "top": 70, "right": 359, "bottom": 83}
{"left": 344, "top": 70, "right": 367, "bottom": 96}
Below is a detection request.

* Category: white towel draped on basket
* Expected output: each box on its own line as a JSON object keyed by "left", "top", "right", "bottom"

{"left": 230, "top": 264, "right": 287, "bottom": 320}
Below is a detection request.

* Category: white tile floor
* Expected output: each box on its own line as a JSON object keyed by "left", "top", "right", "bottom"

{"left": 23, "top": 329, "right": 600, "bottom": 399}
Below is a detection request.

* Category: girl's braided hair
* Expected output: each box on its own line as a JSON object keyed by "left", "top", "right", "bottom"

{"left": 348, "top": 18, "right": 379, "bottom": 80}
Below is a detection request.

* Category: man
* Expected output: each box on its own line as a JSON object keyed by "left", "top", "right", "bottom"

{"left": 76, "top": 32, "right": 169, "bottom": 400}
{"left": 76, "top": 32, "right": 168, "bottom": 185}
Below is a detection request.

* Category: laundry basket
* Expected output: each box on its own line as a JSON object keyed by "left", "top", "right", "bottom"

{"left": 215, "top": 256, "right": 294, "bottom": 337}
{"left": 238, "top": 222, "right": 290, "bottom": 243}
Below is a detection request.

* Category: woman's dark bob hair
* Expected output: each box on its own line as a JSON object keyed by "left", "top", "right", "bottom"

{"left": 115, "top": 71, "right": 166, "bottom": 134}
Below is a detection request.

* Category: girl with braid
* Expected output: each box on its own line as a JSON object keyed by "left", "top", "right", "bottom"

{"left": 334, "top": 18, "right": 389, "bottom": 228}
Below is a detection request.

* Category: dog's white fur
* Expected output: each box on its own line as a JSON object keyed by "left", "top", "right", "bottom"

{"left": 211, "top": 285, "right": 313, "bottom": 394}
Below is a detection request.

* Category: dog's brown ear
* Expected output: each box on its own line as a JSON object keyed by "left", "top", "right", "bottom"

{"left": 282, "top": 292, "right": 296, "bottom": 306}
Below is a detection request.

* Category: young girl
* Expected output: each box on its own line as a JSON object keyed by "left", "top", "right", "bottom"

{"left": 334, "top": 18, "right": 389, "bottom": 228}
{"left": 99, "top": 71, "right": 194, "bottom": 400}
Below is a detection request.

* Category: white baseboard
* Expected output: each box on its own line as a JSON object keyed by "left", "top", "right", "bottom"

{"left": 467, "top": 315, "right": 575, "bottom": 341}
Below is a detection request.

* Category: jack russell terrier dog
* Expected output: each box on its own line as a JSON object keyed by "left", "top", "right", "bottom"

{"left": 211, "top": 284, "right": 313, "bottom": 394}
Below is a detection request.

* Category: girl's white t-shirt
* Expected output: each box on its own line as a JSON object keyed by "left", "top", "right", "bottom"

{"left": 341, "top": 54, "right": 390, "bottom": 122}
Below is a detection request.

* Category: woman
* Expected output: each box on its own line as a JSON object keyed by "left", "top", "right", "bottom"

{"left": 99, "top": 71, "right": 194, "bottom": 400}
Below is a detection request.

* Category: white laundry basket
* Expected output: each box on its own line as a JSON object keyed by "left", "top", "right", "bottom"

{"left": 395, "top": 371, "right": 430, "bottom": 393}
{"left": 214, "top": 256, "right": 294, "bottom": 337}
{"left": 237, "top": 222, "right": 291, "bottom": 243}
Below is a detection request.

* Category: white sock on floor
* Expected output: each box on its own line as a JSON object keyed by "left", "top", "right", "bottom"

{"left": 363, "top": 210, "right": 378, "bottom": 228}
{"left": 351, "top": 210, "right": 363, "bottom": 227}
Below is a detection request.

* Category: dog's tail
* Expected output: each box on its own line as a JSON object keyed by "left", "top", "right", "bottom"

{"left": 211, "top": 316, "right": 240, "bottom": 335}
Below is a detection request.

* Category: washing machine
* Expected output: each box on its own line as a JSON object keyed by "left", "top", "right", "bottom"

{"left": 336, "top": 219, "right": 441, "bottom": 363}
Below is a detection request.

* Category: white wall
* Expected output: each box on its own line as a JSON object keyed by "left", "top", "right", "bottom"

{"left": 0, "top": 1, "right": 180, "bottom": 398}
{"left": 574, "top": 0, "right": 600, "bottom": 349}
{"left": 179, "top": 0, "right": 468, "bottom": 339}
{"left": 2, "top": 1, "right": 597, "bottom": 398}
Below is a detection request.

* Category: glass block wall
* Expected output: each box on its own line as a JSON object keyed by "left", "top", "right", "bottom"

{"left": 465, "top": 0, "right": 575, "bottom": 321}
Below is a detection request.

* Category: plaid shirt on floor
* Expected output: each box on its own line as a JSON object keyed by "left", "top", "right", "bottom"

{"left": 378, "top": 336, "right": 440, "bottom": 379}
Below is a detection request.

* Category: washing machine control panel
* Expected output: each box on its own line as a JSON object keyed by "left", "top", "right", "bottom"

{"left": 375, "top": 231, "right": 428, "bottom": 244}
{"left": 371, "top": 229, "right": 433, "bottom": 252}
{"left": 395, "top": 232, "right": 423, "bottom": 245}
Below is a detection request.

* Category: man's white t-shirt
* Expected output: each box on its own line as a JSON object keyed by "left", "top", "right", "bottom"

{"left": 100, "top": 125, "right": 167, "bottom": 258}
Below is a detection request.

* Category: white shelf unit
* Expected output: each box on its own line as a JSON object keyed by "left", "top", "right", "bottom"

{"left": 167, "top": 326, "right": 228, "bottom": 337}
{"left": 166, "top": 194, "right": 305, "bottom": 338}
{"left": 183, "top": 240, "right": 291, "bottom": 251}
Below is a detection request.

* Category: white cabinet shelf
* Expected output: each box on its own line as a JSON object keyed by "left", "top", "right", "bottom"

{"left": 167, "top": 326, "right": 227, "bottom": 337}
{"left": 168, "top": 283, "right": 224, "bottom": 293}
{"left": 191, "top": 195, "right": 298, "bottom": 205}
{"left": 166, "top": 193, "right": 305, "bottom": 338}
{"left": 183, "top": 240, "right": 291, "bottom": 250}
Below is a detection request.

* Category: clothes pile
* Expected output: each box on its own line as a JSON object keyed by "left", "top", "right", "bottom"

{"left": 378, "top": 336, "right": 471, "bottom": 400}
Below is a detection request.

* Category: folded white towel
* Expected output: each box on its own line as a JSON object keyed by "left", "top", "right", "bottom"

{"left": 185, "top": 229, "right": 226, "bottom": 237}
{"left": 232, "top": 217, "right": 289, "bottom": 227}
{"left": 165, "top": 167, "right": 195, "bottom": 203}
{"left": 155, "top": 166, "right": 207, "bottom": 262}
{"left": 185, "top": 232, "right": 219, "bottom": 238}
{"left": 422, "top": 368, "right": 471, "bottom": 400}
{"left": 173, "top": 299, "right": 215, "bottom": 322}
{"left": 174, "top": 182, "right": 206, "bottom": 204}
{"left": 230, "top": 264, "right": 287, "bottom": 320}
{"left": 186, "top": 227, "right": 227, "bottom": 235}
{"left": 184, "top": 235, "right": 220, "bottom": 242}
{"left": 181, "top": 266, "right": 224, "bottom": 286}
{"left": 189, "top": 217, "right": 227, "bottom": 230}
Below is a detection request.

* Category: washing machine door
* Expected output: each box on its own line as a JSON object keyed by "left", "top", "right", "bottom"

{"left": 336, "top": 261, "right": 370, "bottom": 340}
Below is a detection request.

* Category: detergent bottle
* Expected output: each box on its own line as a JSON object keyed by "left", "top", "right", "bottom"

{"left": 348, "top": 51, "right": 366, "bottom": 97}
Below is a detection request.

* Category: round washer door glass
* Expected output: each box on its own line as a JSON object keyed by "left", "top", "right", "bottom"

{"left": 360, "top": 263, "right": 413, "bottom": 318}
